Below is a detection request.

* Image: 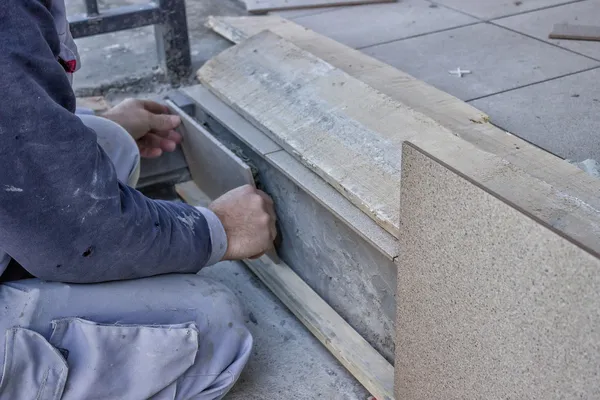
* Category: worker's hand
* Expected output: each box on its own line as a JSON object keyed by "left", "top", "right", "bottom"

{"left": 208, "top": 185, "right": 277, "bottom": 261}
{"left": 102, "top": 99, "right": 182, "bottom": 158}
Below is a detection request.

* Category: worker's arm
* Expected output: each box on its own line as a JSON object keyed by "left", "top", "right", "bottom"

{"left": 0, "top": 0, "right": 274, "bottom": 283}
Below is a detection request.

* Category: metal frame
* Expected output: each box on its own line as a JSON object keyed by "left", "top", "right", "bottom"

{"left": 69, "top": 0, "right": 191, "bottom": 82}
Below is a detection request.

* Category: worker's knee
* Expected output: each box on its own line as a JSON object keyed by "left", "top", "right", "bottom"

{"left": 77, "top": 114, "right": 140, "bottom": 186}
{"left": 179, "top": 274, "right": 247, "bottom": 328}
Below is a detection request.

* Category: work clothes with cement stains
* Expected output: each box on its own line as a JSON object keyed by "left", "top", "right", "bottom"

{"left": 0, "top": 0, "right": 227, "bottom": 283}
{"left": 0, "top": 274, "right": 253, "bottom": 399}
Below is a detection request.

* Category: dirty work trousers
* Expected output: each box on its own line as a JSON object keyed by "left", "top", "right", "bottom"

{"left": 0, "top": 115, "right": 252, "bottom": 400}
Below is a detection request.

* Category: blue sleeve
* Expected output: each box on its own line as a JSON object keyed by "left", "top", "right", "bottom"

{"left": 0, "top": 0, "right": 226, "bottom": 283}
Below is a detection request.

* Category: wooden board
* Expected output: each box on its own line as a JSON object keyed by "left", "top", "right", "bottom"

{"left": 76, "top": 96, "right": 111, "bottom": 114}
{"left": 205, "top": 16, "right": 490, "bottom": 128}
{"left": 205, "top": 16, "right": 600, "bottom": 204}
{"left": 549, "top": 23, "right": 600, "bottom": 42}
{"left": 175, "top": 180, "right": 212, "bottom": 207}
{"left": 396, "top": 142, "right": 600, "bottom": 399}
{"left": 205, "top": 15, "right": 600, "bottom": 255}
{"left": 245, "top": 0, "right": 394, "bottom": 14}
{"left": 177, "top": 180, "right": 395, "bottom": 400}
{"left": 182, "top": 84, "right": 398, "bottom": 260}
{"left": 167, "top": 101, "right": 255, "bottom": 201}
{"left": 198, "top": 31, "right": 462, "bottom": 238}
{"left": 245, "top": 255, "right": 395, "bottom": 400}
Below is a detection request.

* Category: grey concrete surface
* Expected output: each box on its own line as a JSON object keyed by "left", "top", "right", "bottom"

{"left": 292, "top": 0, "right": 477, "bottom": 49}
{"left": 199, "top": 261, "right": 369, "bottom": 400}
{"left": 494, "top": 0, "right": 600, "bottom": 60}
{"left": 431, "top": 0, "right": 577, "bottom": 20}
{"left": 200, "top": 107, "right": 397, "bottom": 362}
{"left": 362, "top": 22, "right": 599, "bottom": 101}
{"left": 470, "top": 67, "right": 600, "bottom": 161}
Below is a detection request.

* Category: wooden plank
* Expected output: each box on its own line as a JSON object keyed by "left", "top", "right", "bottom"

{"left": 205, "top": 16, "right": 490, "bottom": 128}
{"left": 198, "top": 31, "right": 462, "bottom": 237}
{"left": 182, "top": 84, "right": 397, "bottom": 260}
{"left": 396, "top": 142, "right": 600, "bottom": 399}
{"left": 245, "top": 0, "right": 394, "bottom": 14}
{"left": 204, "top": 15, "right": 600, "bottom": 254}
{"left": 205, "top": 16, "right": 600, "bottom": 206}
{"left": 168, "top": 101, "right": 280, "bottom": 263}
{"left": 245, "top": 256, "right": 395, "bottom": 400}
{"left": 175, "top": 180, "right": 212, "bottom": 207}
{"left": 549, "top": 23, "right": 600, "bottom": 42}
{"left": 176, "top": 180, "right": 395, "bottom": 400}
{"left": 76, "top": 96, "right": 111, "bottom": 114}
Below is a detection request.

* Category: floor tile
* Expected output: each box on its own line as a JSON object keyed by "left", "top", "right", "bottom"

{"left": 363, "top": 23, "right": 599, "bottom": 100}
{"left": 495, "top": 0, "right": 600, "bottom": 60}
{"left": 432, "top": 0, "right": 577, "bottom": 20}
{"left": 292, "top": 0, "right": 477, "bottom": 48}
{"left": 470, "top": 68, "right": 600, "bottom": 161}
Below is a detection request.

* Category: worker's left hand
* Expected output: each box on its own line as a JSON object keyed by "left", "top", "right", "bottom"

{"left": 102, "top": 99, "right": 182, "bottom": 158}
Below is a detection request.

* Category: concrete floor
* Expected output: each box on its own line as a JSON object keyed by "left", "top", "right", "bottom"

{"left": 199, "top": 261, "right": 369, "bottom": 399}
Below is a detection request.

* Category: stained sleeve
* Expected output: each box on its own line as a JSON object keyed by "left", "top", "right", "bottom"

{"left": 0, "top": 0, "right": 226, "bottom": 283}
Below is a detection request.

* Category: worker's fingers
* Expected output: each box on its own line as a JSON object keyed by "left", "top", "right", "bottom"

{"left": 256, "top": 190, "right": 274, "bottom": 206}
{"left": 150, "top": 129, "right": 183, "bottom": 143}
{"left": 147, "top": 112, "right": 181, "bottom": 133}
{"left": 257, "top": 191, "right": 277, "bottom": 223}
{"left": 138, "top": 134, "right": 164, "bottom": 151}
{"left": 270, "top": 219, "right": 277, "bottom": 241}
{"left": 249, "top": 252, "right": 266, "bottom": 260}
{"left": 255, "top": 190, "right": 277, "bottom": 241}
{"left": 139, "top": 146, "right": 162, "bottom": 159}
{"left": 141, "top": 99, "right": 169, "bottom": 115}
{"left": 138, "top": 133, "right": 177, "bottom": 152}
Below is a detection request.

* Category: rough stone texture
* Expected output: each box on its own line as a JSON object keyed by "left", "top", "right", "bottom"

{"left": 292, "top": 0, "right": 477, "bottom": 49}
{"left": 363, "top": 22, "right": 599, "bottom": 101}
{"left": 196, "top": 107, "right": 397, "bottom": 363}
{"left": 494, "top": 0, "right": 600, "bottom": 60}
{"left": 198, "top": 261, "right": 368, "bottom": 399}
{"left": 396, "top": 143, "right": 600, "bottom": 399}
{"left": 431, "top": 0, "right": 576, "bottom": 20}
{"left": 470, "top": 67, "right": 600, "bottom": 161}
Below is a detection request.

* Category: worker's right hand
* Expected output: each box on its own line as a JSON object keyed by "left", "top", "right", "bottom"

{"left": 208, "top": 185, "right": 277, "bottom": 261}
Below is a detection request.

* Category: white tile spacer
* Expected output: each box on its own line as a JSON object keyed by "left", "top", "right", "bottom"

{"left": 448, "top": 67, "right": 471, "bottom": 78}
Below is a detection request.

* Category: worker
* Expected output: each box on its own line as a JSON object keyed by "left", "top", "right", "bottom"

{"left": 0, "top": 0, "right": 277, "bottom": 398}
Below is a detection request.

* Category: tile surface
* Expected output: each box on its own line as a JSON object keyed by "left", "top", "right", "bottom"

{"left": 396, "top": 143, "right": 600, "bottom": 399}
{"left": 432, "top": 0, "right": 577, "bottom": 20}
{"left": 363, "top": 23, "right": 599, "bottom": 100}
{"left": 470, "top": 67, "right": 600, "bottom": 161}
{"left": 495, "top": 0, "right": 600, "bottom": 60}
{"left": 292, "top": 0, "right": 477, "bottom": 48}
